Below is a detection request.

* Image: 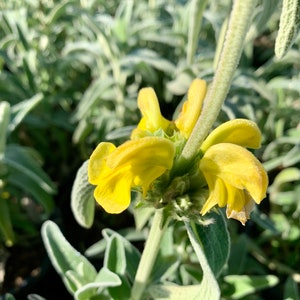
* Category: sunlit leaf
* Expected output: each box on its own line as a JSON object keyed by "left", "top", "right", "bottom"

{"left": 71, "top": 160, "right": 95, "bottom": 228}
{"left": 224, "top": 275, "right": 279, "bottom": 299}
{"left": 41, "top": 221, "right": 97, "bottom": 294}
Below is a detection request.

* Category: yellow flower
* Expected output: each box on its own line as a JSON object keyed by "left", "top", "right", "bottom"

{"left": 131, "top": 78, "right": 207, "bottom": 139}
{"left": 88, "top": 78, "right": 268, "bottom": 224}
{"left": 88, "top": 137, "right": 175, "bottom": 213}
{"left": 199, "top": 119, "right": 268, "bottom": 225}
{"left": 88, "top": 79, "right": 205, "bottom": 215}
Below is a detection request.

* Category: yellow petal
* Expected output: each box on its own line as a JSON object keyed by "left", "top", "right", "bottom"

{"left": 107, "top": 136, "right": 174, "bottom": 171}
{"left": 201, "top": 119, "right": 262, "bottom": 152}
{"left": 175, "top": 79, "right": 207, "bottom": 138}
{"left": 135, "top": 87, "right": 170, "bottom": 133}
{"left": 200, "top": 177, "right": 227, "bottom": 215}
{"left": 223, "top": 181, "right": 245, "bottom": 212}
{"left": 199, "top": 143, "right": 268, "bottom": 204}
{"left": 88, "top": 137, "right": 175, "bottom": 214}
{"left": 133, "top": 166, "right": 166, "bottom": 196}
{"left": 88, "top": 142, "right": 116, "bottom": 185}
{"left": 93, "top": 167, "right": 132, "bottom": 213}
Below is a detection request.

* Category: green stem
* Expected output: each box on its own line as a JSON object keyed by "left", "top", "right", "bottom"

{"left": 181, "top": 0, "right": 258, "bottom": 162}
{"left": 131, "top": 209, "right": 169, "bottom": 300}
{"left": 186, "top": 0, "right": 208, "bottom": 65}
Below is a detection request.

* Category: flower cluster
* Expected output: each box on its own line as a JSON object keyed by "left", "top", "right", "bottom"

{"left": 88, "top": 79, "right": 268, "bottom": 224}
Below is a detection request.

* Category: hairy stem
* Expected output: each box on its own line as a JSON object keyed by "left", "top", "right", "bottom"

{"left": 181, "top": 0, "right": 258, "bottom": 162}
{"left": 131, "top": 209, "right": 169, "bottom": 300}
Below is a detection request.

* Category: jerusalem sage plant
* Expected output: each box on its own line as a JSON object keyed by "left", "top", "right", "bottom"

{"left": 40, "top": 0, "right": 300, "bottom": 299}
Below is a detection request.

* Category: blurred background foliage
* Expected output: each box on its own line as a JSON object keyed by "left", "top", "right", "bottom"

{"left": 0, "top": 0, "right": 299, "bottom": 299}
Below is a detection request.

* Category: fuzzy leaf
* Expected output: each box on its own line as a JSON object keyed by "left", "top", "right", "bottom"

{"left": 104, "top": 235, "right": 127, "bottom": 275}
{"left": 148, "top": 284, "right": 205, "bottom": 300}
{"left": 184, "top": 220, "right": 222, "bottom": 300}
{"left": 71, "top": 160, "right": 95, "bottom": 228}
{"left": 41, "top": 221, "right": 97, "bottom": 294}
{"left": 224, "top": 275, "right": 279, "bottom": 299}
{"left": 75, "top": 268, "right": 122, "bottom": 300}
{"left": 102, "top": 229, "right": 141, "bottom": 281}
{"left": 193, "top": 212, "right": 230, "bottom": 277}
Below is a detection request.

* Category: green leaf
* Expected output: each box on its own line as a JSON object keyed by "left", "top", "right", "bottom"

{"left": 3, "top": 293, "right": 16, "bottom": 300}
{"left": 249, "top": 210, "right": 278, "bottom": 233}
{"left": 104, "top": 235, "right": 127, "bottom": 275}
{"left": 84, "top": 238, "right": 107, "bottom": 258}
{"left": 73, "top": 78, "right": 115, "bottom": 121}
{"left": 105, "top": 126, "right": 135, "bottom": 141}
{"left": 148, "top": 284, "right": 206, "bottom": 300}
{"left": 0, "top": 101, "right": 10, "bottom": 156}
{"left": 227, "top": 234, "right": 248, "bottom": 274}
{"left": 65, "top": 269, "right": 88, "bottom": 292}
{"left": 46, "top": 0, "right": 76, "bottom": 26}
{"left": 22, "top": 56, "right": 36, "bottom": 92}
{"left": 74, "top": 286, "right": 101, "bottom": 300}
{"left": 6, "top": 168, "right": 54, "bottom": 215}
{"left": 102, "top": 229, "right": 141, "bottom": 281}
{"left": 184, "top": 220, "right": 221, "bottom": 300}
{"left": 4, "top": 145, "right": 55, "bottom": 213}
{"left": 71, "top": 160, "right": 95, "bottom": 228}
{"left": 84, "top": 228, "right": 144, "bottom": 259}
{"left": 122, "top": 49, "right": 175, "bottom": 74}
{"left": 27, "top": 294, "right": 47, "bottom": 300}
{"left": 224, "top": 275, "right": 279, "bottom": 299}
{"left": 133, "top": 205, "right": 154, "bottom": 230}
{"left": 193, "top": 211, "right": 230, "bottom": 277}
{"left": 75, "top": 268, "right": 122, "bottom": 300}
{"left": 284, "top": 275, "right": 300, "bottom": 300}
{"left": 275, "top": 0, "right": 300, "bottom": 59}
{"left": 97, "top": 230, "right": 141, "bottom": 299}
{"left": 179, "top": 264, "right": 203, "bottom": 285}
{"left": 9, "top": 93, "right": 43, "bottom": 132}
{"left": 96, "top": 267, "right": 122, "bottom": 286}
{"left": 273, "top": 167, "right": 300, "bottom": 187}
{"left": 0, "top": 198, "right": 15, "bottom": 246}
{"left": 5, "top": 145, "right": 55, "bottom": 193}
{"left": 41, "top": 221, "right": 97, "bottom": 294}
{"left": 16, "top": 22, "right": 29, "bottom": 51}
{"left": 63, "top": 271, "right": 81, "bottom": 294}
{"left": 246, "top": 0, "right": 280, "bottom": 41}
{"left": 151, "top": 253, "right": 179, "bottom": 283}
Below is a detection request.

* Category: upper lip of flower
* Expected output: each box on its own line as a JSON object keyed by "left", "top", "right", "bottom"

{"left": 174, "top": 79, "right": 207, "bottom": 138}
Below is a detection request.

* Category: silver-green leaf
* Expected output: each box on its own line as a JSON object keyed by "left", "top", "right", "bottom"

{"left": 41, "top": 221, "right": 97, "bottom": 294}
{"left": 71, "top": 160, "right": 95, "bottom": 228}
